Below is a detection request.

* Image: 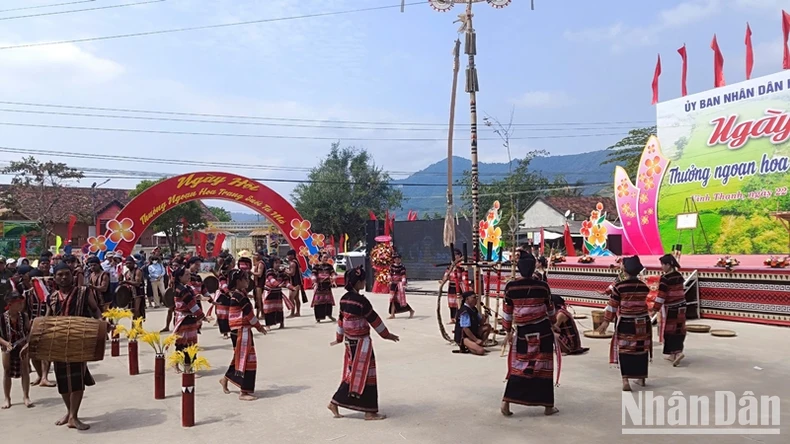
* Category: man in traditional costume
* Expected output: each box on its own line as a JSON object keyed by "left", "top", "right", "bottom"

{"left": 454, "top": 291, "right": 492, "bottom": 355}
{"left": 501, "top": 248, "right": 559, "bottom": 417}
{"left": 1, "top": 290, "right": 33, "bottom": 408}
{"left": 285, "top": 249, "right": 303, "bottom": 318}
{"left": 439, "top": 249, "right": 466, "bottom": 324}
{"left": 328, "top": 266, "right": 399, "bottom": 420}
{"left": 87, "top": 257, "right": 111, "bottom": 314}
{"left": 656, "top": 254, "right": 685, "bottom": 366}
{"left": 172, "top": 266, "right": 204, "bottom": 372}
{"left": 533, "top": 256, "right": 549, "bottom": 282}
{"left": 596, "top": 256, "right": 652, "bottom": 392}
{"left": 160, "top": 258, "right": 181, "bottom": 332}
{"left": 1, "top": 256, "right": 16, "bottom": 316}
{"left": 64, "top": 255, "right": 84, "bottom": 288}
{"left": 387, "top": 254, "right": 414, "bottom": 319}
{"left": 121, "top": 256, "right": 145, "bottom": 319}
{"left": 263, "top": 258, "right": 291, "bottom": 329}
{"left": 19, "top": 267, "right": 54, "bottom": 387}
{"left": 552, "top": 295, "right": 588, "bottom": 355}
{"left": 220, "top": 269, "right": 266, "bottom": 400}
{"left": 46, "top": 263, "right": 101, "bottom": 430}
{"left": 311, "top": 253, "right": 336, "bottom": 323}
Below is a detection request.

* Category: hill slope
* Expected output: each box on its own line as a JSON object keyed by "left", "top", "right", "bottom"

{"left": 394, "top": 150, "right": 614, "bottom": 216}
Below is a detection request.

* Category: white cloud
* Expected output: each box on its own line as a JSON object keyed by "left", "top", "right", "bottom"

{"left": 564, "top": 0, "right": 722, "bottom": 51}
{"left": 511, "top": 91, "right": 573, "bottom": 109}
{"left": 734, "top": 0, "right": 788, "bottom": 12}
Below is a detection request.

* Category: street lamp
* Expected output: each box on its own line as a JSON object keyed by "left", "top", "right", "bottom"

{"left": 90, "top": 179, "right": 110, "bottom": 237}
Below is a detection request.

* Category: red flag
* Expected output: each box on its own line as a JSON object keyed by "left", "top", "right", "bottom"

{"left": 745, "top": 23, "right": 754, "bottom": 80}
{"left": 339, "top": 234, "right": 345, "bottom": 253}
{"left": 66, "top": 214, "right": 77, "bottom": 244}
{"left": 539, "top": 227, "right": 545, "bottom": 256}
{"left": 651, "top": 54, "right": 661, "bottom": 105}
{"left": 563, "top": 222, "right": 577, "bottom": 256}
{"left": 384, "top": 210, "right": 390, "bottom": 236}
{"left": 711, "top": 34, "right": 726, "bottom": 87}
{"left": 677, "top": 44, "right": 688, "bottom": 96}
{"left": 213, "top": 233, "right": 226, "bottom": 257}
{"left": 783, "top": 10, "right": 790, "bottom": 69}
{"left": 368, "top": 210, "right": 377, "bottom": 221}
{"left": 19, "top": 235, "right": 27, "bottom": 258}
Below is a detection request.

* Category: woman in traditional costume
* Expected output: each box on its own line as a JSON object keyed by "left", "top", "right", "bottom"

{"left": 387, "top": 254, "right": 414, "bottom": 319}
{"left": 311, "top": 253, "right": 336, "bottom": 323}
{"left": 172, "top": 266, "right": 204, "bottom": 371}
{"left": 263, "top": 258, "right": 291, "bottom": 329}
{"left": 1, "top": 290, "right": 33, "bottom": 409}
{"left": 220, "top": 269, "right": 266, "bottom": 400}
{"left": 596, "top": 256, "right": 652, "bottom": 391}
{"left": 501, "top": 248, "right": 560, "bottom": 417}
{"left": 656, "top": 254, "right": 685, "bottom": 366}
{"left": 439, "top": 249, "right": 466, "bottom": 324}
{"left": 328, "top": 266, "right": 399, "bottom": 420}
{"left": 552, "top": 295, "right": 589, "bottom": 355}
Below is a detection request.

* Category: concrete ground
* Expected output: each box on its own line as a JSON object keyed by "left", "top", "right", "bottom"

{"left": 2, "top": 281, "right": 788, "bottom": 444}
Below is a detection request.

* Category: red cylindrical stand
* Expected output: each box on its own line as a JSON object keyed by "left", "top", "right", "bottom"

{"left": 154, "top": 354, "right": 165, "bottom": 399}
{"left": 111, "top": 330, "right": 120, "bottom": 357}
{"left": 128, "top": 340, "right": 139, "bottom": 375}
{"left": 182, "top": 372, "right": 195, "bottom": 427}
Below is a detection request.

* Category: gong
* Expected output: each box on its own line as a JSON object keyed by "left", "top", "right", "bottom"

{"left": 203, "top": 275, "right": 219, "bottom": 294}
{"left": 163, "top": 288, "right": 176, "bottom": 309}
{"left": 115, "top": 285, "right": 133, "bottom": 308}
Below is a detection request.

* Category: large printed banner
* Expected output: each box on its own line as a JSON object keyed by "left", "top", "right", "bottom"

{"left": 656, "top": 71, "right": 790, "bottom": 254}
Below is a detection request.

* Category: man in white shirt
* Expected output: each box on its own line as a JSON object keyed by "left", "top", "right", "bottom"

{"left": 147, "top": 255, "right": 165, "bottom": 309}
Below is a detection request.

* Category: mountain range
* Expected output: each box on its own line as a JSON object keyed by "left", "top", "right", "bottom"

{"left": 392, "top": 150, "right": 615, "bottom": 216}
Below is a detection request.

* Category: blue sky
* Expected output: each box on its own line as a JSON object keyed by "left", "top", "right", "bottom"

{"left": 0, "top": 0, "right": 787, "bottom": 213}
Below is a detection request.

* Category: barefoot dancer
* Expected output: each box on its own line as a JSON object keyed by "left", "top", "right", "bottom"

{"left": 18, "top": 267, "right": 53, "bottom": 387}
{"left": 1, "top": 290, "right": 33, "bottom": 409}
{"left": 656, "top": 254, "right": 686, "bottom": 366}
{"left": 501, "top": 248, "right": 560, "bottom": 417}
{"left": 311, "top": 253, "right": 336, "bottom": 323}
{"left": 161, "top": 259, "right": 180, "bottom": 332}
{"left": 220, "top": 269, "right": 266, "bottom": 400}
{"left": 47, "top": 263, "right": 101, "bottom": 430}
{"left": 263, "top": 258, "right": 290, "bottom": 329}
{"left": 596, "top": 256, "right": 652, "bottom": 392}
{"left": 172, "top": 266, "right": 205, "bottom": 372}
{"left": 454, "top": 291, "right": 492, "bottom": 355}
{"left": 328, "top": 266, "right": 399, "bottom": 421}
{"left": 387, "top": 254, "right": 414, "bottom": 319}
{"left": 285, "top": 250, "right": 302, "bottom": 318}
{"left": 439, "top": 249, "right": 466, "bottom": 324}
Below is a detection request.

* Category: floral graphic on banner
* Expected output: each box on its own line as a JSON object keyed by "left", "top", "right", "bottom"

{"left": 87, "top": 235, "right": 108, "bottom": 253}
{"left": 289, "top": 219, "right": 311, "bottom": 240}
{"left": 478, "top": 201, "right": 503, "bottom": 261}
{"left": 107, "top": 218, "right": 136, "bottom": 244}
{"left": 580, "top": 202, "right": 615, "bottom": 256}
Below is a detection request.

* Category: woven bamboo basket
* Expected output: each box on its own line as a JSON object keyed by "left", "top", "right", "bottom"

{"left": 29, "top": 316, "right": 107, "bottom": 363}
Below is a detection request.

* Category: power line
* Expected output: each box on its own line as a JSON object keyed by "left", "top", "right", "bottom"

{"left": 0, "top": 121, "right": 625, "bottom": 141}
{"left": 0, "top": 100, "right": 656, "bottom": 127}
{"left": 0, "top": 0, "right": 95, "bottom": 14}
{"left": 0, "top": 0, "right": 163, "bottom": 21}
{"left": 0, "top": 107, "right": 644, "bottom": 132}
{"left": 0, "top": 1, "right": 425, "bottom": 50}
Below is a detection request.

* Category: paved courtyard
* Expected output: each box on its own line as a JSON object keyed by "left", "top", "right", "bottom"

{"left": 3, "top": 283, "right": 788, "bottom": 444}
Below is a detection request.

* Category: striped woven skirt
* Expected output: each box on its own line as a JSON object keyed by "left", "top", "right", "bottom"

{"left": 611, "top": 315, "right": 652, "bottom": 379}
{"left": 503, "top": 319, "right": 556, "bottom": 407}
{"left": 661, "top": 303, "right": 686, "bottom": 355}
{"left": 331, "top": 336, "right": 378, "bottom": 413}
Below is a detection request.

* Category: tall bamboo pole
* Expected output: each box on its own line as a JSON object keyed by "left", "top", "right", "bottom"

{"left": 443, "top": 39, "right": 462, "bottom": 248}
{"left": 463, "top": 0, "right": 481, "bottom": 297}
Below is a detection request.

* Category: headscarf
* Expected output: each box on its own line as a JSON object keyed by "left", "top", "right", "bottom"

{"left": 344, "top": 266, "right": 366, "bottom": 291}
{"left": 228, "top": 269, "right": 248, "bottom": 291}
{"left": 517, "top": 247, "right": 537, "bottom": 279}
{"left": 622, "top": 256, "right": 644, "bottom": 277}
{"left": 659, "top": 253, "right": 680, "bottom": 270}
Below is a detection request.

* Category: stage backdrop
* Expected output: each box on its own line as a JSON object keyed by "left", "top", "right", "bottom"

{"left": 656, "top": 71, "right": 790, "bottom": 254}
{"left": 393, "top": 219, "right": 472, "bottom": 280}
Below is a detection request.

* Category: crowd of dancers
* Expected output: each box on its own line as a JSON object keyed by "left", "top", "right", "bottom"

{"left": 0, "top": 242, "right": 689, "bottom": 426}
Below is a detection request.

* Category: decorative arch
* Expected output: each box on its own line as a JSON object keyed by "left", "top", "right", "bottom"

{"left": 85, "top": 172, "right": 323, "bottom": 273}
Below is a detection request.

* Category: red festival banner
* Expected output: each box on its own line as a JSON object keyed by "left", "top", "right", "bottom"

{"left": 745, "top": 23, "right": 754, "bottom": 80}
{"left": 677, "top": 44, "right": 688, "bottom": 97}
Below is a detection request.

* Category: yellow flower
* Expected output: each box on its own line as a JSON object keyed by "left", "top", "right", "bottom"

{"left": 163, "top": 334, "right": 180, "bottom": 350}
{"left": 191, "top": 357, "right": 211, "bottom": 373}
{"left": 114, "top": 325, "right": 128, "bottom": 336}
{"left": 484, "top": 226, "right": 502, "bottom": 247}
{"left": 589, "top": 225, "right": 608, "bottom": 245}
{"left": 168, "top": 351, "right": 185, "bottom": 369}
{"left": 184, "top": 344, "right": 200, "bottom": 361}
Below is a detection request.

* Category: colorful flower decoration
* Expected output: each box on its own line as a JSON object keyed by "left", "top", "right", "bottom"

{"left": 645, "top": 156, "right": 662, "bottom": 177}
{"left": 107, "top": 218, "right": 135, "bottom": 244}
{"left": 589, "top": 225, "right": 607, "bottom": 245}
{"left": 87, "top": 235, "right": 108, "bottom": 253}
{"left": 595, "top": 202, "right": 604, "bottom": 211}
{"left": 478, "top": 220, "right": 489, "bottom": 238}
{"left": 289, "top": 219, "right": 311, "bottom": 240}
{"left": 299, "top": 246, "right": 310, "bottom": 257}
{"left": 617, "top": 182, "right": 629, "bottom": 198}
{"left": 642, "top": 175, "right": 655, "bottom": 190}
{"left": 483, "top": 226, "right": 502, "bottom": 247}
{"left": 479, "top": 201, "right": 503, "bottom": 261}
{"left": 639, "top": 193, "right": 649, "bottom": 204}
{"left": 581, "top": 220, "right": 593, "bottom": 237}
{"left": 580, "top": 202, "right": 615, "bottom": 257}
{"left": 311, "top": 233, "right": 325, "bottom": 248}
{"left": 308, "top": 254, "right": 320, "bottom": 265}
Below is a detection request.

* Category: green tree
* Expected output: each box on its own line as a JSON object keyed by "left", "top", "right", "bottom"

{"left": 0, "top": 156, "right": 85, "bottom": 249}
{"left": 128, "top": 179, "right": 207, "bottom": 253}
{"left": 292, "top": 143, "right": 403, "bottom": 244}
{"left": 601, "top": 126, "right": 657, "bottom": 178}
{"left": 208, "top": 206, "right": 232, "bottom": 222}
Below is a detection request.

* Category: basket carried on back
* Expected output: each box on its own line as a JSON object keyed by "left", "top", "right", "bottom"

{"left": 29, "top": 316, "right": 107, "bottom": 363}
